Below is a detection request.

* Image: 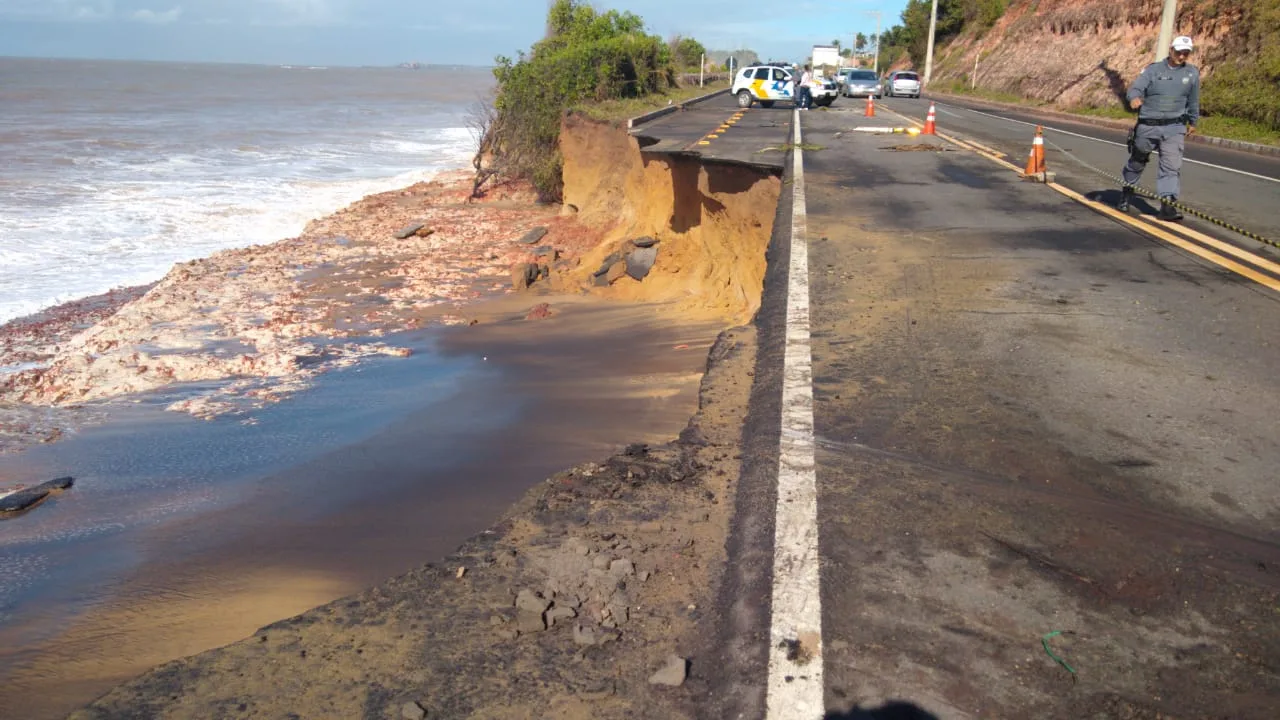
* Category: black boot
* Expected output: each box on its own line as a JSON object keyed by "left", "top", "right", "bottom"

{"left": 1159, "top": 197, "right": 1183, "bottom": 222}
{"left": 1118, "top": 186, "right": 1134, "bottom": 212}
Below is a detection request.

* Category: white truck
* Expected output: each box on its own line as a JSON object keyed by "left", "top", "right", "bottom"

{"left": 811, "top": 45, "right": 842, "bottom": 80}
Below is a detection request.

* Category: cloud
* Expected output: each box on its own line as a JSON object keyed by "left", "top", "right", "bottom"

{"left": 131, "top": 6, "right": 181, "bottom": 24}
{"left": 69, "top": 1, "right": 115, "bottom": 21}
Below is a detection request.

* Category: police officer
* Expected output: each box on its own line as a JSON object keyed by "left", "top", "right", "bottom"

{"left": 1118, "top": 35, "right": 1200, "bottom": 221}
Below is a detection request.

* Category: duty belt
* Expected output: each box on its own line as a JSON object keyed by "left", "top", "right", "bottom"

{"left": 1137, "top": 115, "right": 1189, "bottom": 126}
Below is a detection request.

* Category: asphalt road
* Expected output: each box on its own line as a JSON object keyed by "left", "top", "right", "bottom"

{"left": 632, "top": 96, "right": 1280, "bottom": 717}
{"left": 796, "top": 106, "right": 1280, "bottom": 717}
{"left": 630, "top": 94, "right": 797, "bottom": 169}
{"left": 877, "top": 95, "right": 1280, "bottom": 261}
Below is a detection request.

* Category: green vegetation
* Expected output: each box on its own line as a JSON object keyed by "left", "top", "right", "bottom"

{"left": 878, "top": 0, "right": 1007, "bottom": 69}
{"left": 1200, "top": 0, "right": 1280, "bottom": 133}
{"left": 578, "top": 80, "right": 731, "bottom": 123}
{"left": 930, "top": 78, "right": 1028, "bottom": 105}
{"left": 474, "top": 0, "right": 701, "bottom": 201}
{"left": 670, "top": 36, "right": 707, "bottom": 72}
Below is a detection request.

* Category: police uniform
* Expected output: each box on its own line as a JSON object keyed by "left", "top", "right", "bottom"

{"left": 1121, "top": 41, "right": 1200, "bottom": 214}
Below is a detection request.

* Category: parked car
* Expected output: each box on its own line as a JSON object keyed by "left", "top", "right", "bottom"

{"left": 732, "top": 65, "right": 839, "bottom": 108}
{"left": 840, "top": 69, "right": 881, "bottom": 98}
{"left": 732, "top": 65, "right": 794, "bottom": 108}
{"left": 883, "top": 70, "right": 921, "bottom": 98}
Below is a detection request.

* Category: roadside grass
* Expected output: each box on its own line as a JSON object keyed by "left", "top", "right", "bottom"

{"left": 935, "top": 81, "right": 1280, "bottom": 147}
{"left": 1070, "top": 106, "right": 1280, "bottom": 146}
{"left": 578, "top": 80, "right": 731, "bottom": 123}
{"left": 931, "top": 79, "right": 1033, "bottom": 106}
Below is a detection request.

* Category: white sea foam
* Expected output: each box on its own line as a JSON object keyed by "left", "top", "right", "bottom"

{"left": 0, "top": 80, "right": 480, "bottom": 325}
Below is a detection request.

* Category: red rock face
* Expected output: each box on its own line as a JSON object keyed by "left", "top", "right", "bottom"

{"left": 0, "top": 172, "right": 604, "bottom": 427}
{"left": 919, "top": 0, "right": 1244, "bottom": 109}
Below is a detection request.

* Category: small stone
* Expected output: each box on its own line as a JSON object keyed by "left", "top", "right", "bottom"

{"left": 627, "top": 245, "right": 660, "bottom": 280}
{"left": 632, "top": 236, "right": 659, "bottom": 248}
{"left": 605, "top": 261, "right": 628, "bottom": 284}
{"left": 547, "top": 605, "right": 577, "bottom": 627}
{"left": 649, "top": 655, "right": 688, "bottom": 687}
{"left": 572, "top": 623, "right": 599, "bottom": 646}
{"left": 511, "top": 263, "right": 539, "bottom": 290}
{"left": 494, "top": 549, "right": 517, "bottom": 567}
{"left": 592, "top": 555, "right": 613, "bottom": 570}
{"left": 626, "top": 247, "right": 658, "bottom": 281}
{"left": 517, "top": 610, "right": 547, "bottom": 633}
{"left": 455, "top": 567, "right": 466, "bottom": 579}
{"left": 532, "top": 245, "right": 558, "bottom": 259}
{"left": 606, "top": 602, "right": 630, "bottom": 626}
{"left": 573, "top": 623, "right": 619, "bottom": 646}
{"left": 488, "top": 614, "right": 507, "bottom": 626}
{"left": 394, "top": 223, "right": 426, "bottom": 239}
{"left": 401, "top": 700, "right": 427, "bottom": 720}
{"left": 519, "top": 227, "right": 549, "bottom": 245}
{"left": 525, "top": 303, "right": 553, "bottom": 321}
{"left": 515, "top": 589, "right": 552, "bottom": 614}
{"left": 640, "top": 570, "right": 651, "bottom": 582}
{"left": 609, "top": 559, "right": 635, "bottom": 577}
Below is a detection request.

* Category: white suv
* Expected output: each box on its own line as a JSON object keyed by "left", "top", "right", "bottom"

{"left": 732, "top": 65, "right": 838, "bottom": 109}
{"left": 883, "top": 71, "right": 921, "bottom": 98}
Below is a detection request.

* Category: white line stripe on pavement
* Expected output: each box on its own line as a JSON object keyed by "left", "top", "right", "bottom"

{"left": 766, "top": 108, "right": 824, "bottom": 720}
{"left": 936, "top": 101, "right": 1280, "bottom": 184}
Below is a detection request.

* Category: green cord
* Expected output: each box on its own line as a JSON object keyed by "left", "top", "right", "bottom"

{"left": 1042, "top": 630, "right": 1077, "bottom": 678}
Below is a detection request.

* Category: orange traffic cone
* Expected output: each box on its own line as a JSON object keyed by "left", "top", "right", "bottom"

{"left": 1023, "top": 125, "right": 1046, "bottom": 176}
{"left": 864, "top": 95, "right": 876, "bottom": 118}
{"left": 922, "top": 102, "right": 937, "bottom": 135}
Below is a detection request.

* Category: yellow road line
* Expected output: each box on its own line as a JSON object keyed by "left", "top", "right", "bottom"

{"left": 1137, "top": 215, "right": 1280, "bottom": 277}
{"left": 878, "top": 106, "right": 1279, "bottom": 292}
{"left": 1049, "top": 183, "right": 1280, "bottom": 292}
{"left": 964, "top": 138, "right": 1007, "bottom": 158}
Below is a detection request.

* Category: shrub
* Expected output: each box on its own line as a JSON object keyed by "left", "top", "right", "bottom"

{"left": 473, "top": 0, "right": 677, "bottom": 201}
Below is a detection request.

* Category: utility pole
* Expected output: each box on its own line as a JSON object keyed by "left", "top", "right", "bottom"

{"left": 1155, "top": 0, "right": 1178, "bottom": 62}
{"left": 864, "top": 10, "right": 881, "bottom": 75}
{"left": 924, "top": 0, "right": 939, "bottom": 85}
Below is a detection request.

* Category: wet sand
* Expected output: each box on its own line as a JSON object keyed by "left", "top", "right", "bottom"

{"left": 0, "top": 295, "right": 723, "bottom": 720}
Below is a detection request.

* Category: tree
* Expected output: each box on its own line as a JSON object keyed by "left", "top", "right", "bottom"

{"left": 670, "top": 35, "right": 707, "bottom": 71}
{"left": 831, "top": 39, "right": 842, "bottom": 50}
{"left": 855, "top": 32, "right": 868, "bottom": 52}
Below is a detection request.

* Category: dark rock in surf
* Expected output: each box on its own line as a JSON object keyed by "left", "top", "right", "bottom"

{"left": 0, "top": 476, "right": 75, "bottom": 517}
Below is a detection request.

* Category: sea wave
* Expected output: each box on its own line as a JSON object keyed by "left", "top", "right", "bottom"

{"left": 0, "top": 132, "right": 475, "bottom": 325}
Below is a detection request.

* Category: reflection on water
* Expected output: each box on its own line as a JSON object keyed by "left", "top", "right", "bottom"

{"left": 0, "top": 330, "right": 495, "bottom": 717}
{"left": 0, "top": 304, "right": 719, "bottom": 720}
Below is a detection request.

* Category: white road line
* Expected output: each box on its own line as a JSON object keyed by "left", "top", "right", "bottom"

{"left": 935, "top": 101, "right": 1280, "bottom": 184}
{"left": 766, "top": 108, "right": 824, "bottom": 719}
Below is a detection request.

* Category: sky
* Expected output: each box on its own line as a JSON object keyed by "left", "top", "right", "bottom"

{"left": 0, "top": 0, "right": 909, "bottom": 67}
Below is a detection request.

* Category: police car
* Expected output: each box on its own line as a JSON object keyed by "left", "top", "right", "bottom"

{"left": 732, "top": 65, "right": 838, "bottom": 109}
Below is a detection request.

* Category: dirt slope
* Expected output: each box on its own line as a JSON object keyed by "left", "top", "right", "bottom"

{"left": 930, "top": 0, "right": 1252, "bottom": 108}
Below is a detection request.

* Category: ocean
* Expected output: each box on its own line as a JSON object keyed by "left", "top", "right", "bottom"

{"left": 0, "top": 57, "right": 491, "bottom": 324}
